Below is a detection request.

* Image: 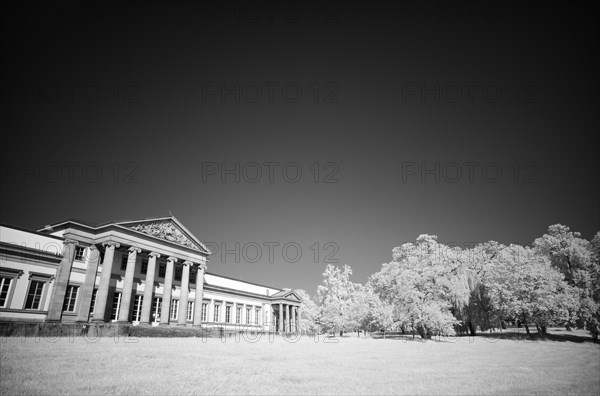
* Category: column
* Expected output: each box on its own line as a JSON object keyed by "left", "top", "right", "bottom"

{"left": 292, "top": 306, "right": 298, "bottom": 333}
{"left": 285, "top": 304, "right": 290, "bottom": 332}
{"left": 118, "top": 246, "right": 141, "bottom": 323}
{"left": 178, "top": 260, "right": 192, "bottom": 326}
{"left": 209, "top": 299, "right": 214, "bottom": 322}
{"left": 46, "top": 239, "right": 78, "bottom": 322}
{"left": 140, "top": 252, "right": 160, "bottom": 323}
{"left": 278, "top": 303, "right": 283, "bottom": 334}
{"left": 296, "top": 306, "right": 301, "bottom": 333}
{"left": 76, "top": 245, "right": 101, "bottom": 322}
{"left": 92, "top": 241, "right": 120, "bottom": 322}
{"left": 160, "top": 256, "right": 177, "bottom": 325}
{"left": 193, "top": 263, "right": 206, "bottom": 326}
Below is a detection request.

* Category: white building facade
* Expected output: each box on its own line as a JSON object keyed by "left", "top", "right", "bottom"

{"left": 0, "top": 217, "right": 302, "bottom": 333}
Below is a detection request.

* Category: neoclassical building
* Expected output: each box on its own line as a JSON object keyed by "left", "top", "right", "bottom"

{"left": 0, "top": 216, "right": 302, "bottom": 333}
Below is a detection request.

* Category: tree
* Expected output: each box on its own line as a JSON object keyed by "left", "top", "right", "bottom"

{"left": 534, "top": 225, "right": 600, "bottom": 341}
{"left": 484, "top": 244, "right": 579, "bottom": 337}
{"left": 369, "top": 235, "right": 470, "bottom": 339}
{"left": 294, "top": 289, "right": 319, "bottom": 334}
{"left": 315, "top": 264, "right": 363, "bottom": 336}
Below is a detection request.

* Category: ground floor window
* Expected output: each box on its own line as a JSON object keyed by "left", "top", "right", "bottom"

{"left": 213, "top": 304, "right": 220, "bottom": 322}
{"left": 132, "top": 295, "right": 143, "bottom": 321}
{"left": 25, "top": 280, "right": 45, "bottom": 310}
{"left": 0, "top": 276, "right": 14, "bottom": 308}
{"left": 170, "top": 299, "right": 179, "bottom": 320}
{"left": 201, "top": 302, "right": 208, "bottom": 322}
{"left": 186, "top": 301, "right": 194, "bottom": 321}
{"left": 89, "top": 289, "right": 98, "bottom": 315}
{"left": 110, "top": 292, "right": 122, "bottom": 321}
{"left": 152, "top": 297, "right": 162, "bottom": 322}
{"left": 225, "top": 305, "right": 231, "bottom": 323}
{"left": 62, "top": 285, "right": 79, "bottom": 312}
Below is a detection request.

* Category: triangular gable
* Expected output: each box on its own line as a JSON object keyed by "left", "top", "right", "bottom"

{"left": 115, "top": 217, "right": 211, "bottom": 254}
{"left": 271, "top": 290, "right": 302, "bottom": 302}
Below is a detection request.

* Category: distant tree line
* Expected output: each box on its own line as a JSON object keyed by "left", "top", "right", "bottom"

{"left": 296, "top": 224, "right": 600, "bottom": 342}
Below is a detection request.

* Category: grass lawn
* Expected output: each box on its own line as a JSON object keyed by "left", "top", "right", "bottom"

{"left": 1, "top": 330, "right": 599, "bottom": 395}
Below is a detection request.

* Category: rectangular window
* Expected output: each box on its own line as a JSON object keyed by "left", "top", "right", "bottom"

{"left": 25, "top": 280, "right": 45, "bottom": 310}
{"left": 225, "top": 305, "right": 231, "bottom": 323}
{"left": 174, "top": 267, "right": 182, "bottom": 282}
{"left": 132, "top": 295, "right": 143, "bottom": 322}
{"left": 213, "top": 304, "right": 220, "bottom": 322}
{"left": 0, "top": 277, "right": 14, "bottom": 308}
{"left": 62, "top": 285, "right": 79, "bottom": 312}
{"left": 189, "top": 271, "right": 196, "bottom": 284}
{"left": 201, "top": 303, "right": 208, "bottom": 322}
{"left": 236, "top": 306, "right": 241, "bottom": 324}
{"left": 141, "top": 258, "right": 148, "bottom": 275}
{"left": 89, "top": 288, "right": 98, "bottom": 315}
{"left": 110, "top": 292, "right": 122, "bottom": 321}
{"left": 187, "top": 301, "right": 194, "bottom": 321}
{"left": 120, "top": 255, "right": 128, "bottom": 271}
{"left": 246, "top": 307, "right": 252, "bottom": 324}
{"left": 152, "top": 297, "right": 162, "bottom": 322}
{"left": 170, "top": 299, "right": 179, "bottom": 320}
{"left": 74, "top": 246, "right": 86, "bottom": 261}
{"left": 158, "top": 264, "right": 166, "bottom": 278}
{"left": 255, "top": 308, "right": 260, "bottom": 325}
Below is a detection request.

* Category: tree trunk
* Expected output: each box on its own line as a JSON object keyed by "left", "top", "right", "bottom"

{"left": 524, "top": 323, "right": 530, "bottom": 336}
{"left": 540, "top": 325, "right": 547, "bottom": 337}
{"left": 565, "top": 324, "right": 572, "bottom": 331}
{"left": 468, "top": 321, "right": 476, "bottom": 337}
{"left": 501, "top": 320, "right": 506, "bottom": 330}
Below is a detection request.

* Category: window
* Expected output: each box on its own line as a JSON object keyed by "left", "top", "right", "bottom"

{"left": 255, "top": 308, "right": 260, "bottom": 325}
{"left": 23, "top": 272, "right": 53, "bottom": 310}
{"left": 225, "top": 305, "right": 231, "bottom": 323}
{"left": 110, "top": 292, "right": 122, "bottom": 321}
{"left": 74, "top": 246, "right": 86, "bottom": 261}
{"left": 152, "top": 297, "right": 162, "bottom": 322}
{"left": 189, "top": 271, "right": 196, "bottom": 284}
{"left": 246, "top": 307, "right": 252, "bottom": 324}
{"left": 170, "top": 299, "right": 179, "bottom": 320}
{"left": 201, "top": 302, "right": 208, "bottom": 322}
{"left": 0, "top": 269, "right": 23, "bottom": 309}
{"left": 62, "top": 285, "right": 79, "bottom": 312}
{"left": 187, "top": 301, "right": 194, "bottom": 321}
{"left": 120, "top": 254, "right": 128, "bottom": 271}
{"left": 25, "top": 281, "right": 45, "bottom": 310}
{"left": 141, "top": 258, "right": 148, "bottom": 275}
{"left": 174, "top": 266, "right": 182, "bottom": 281}
{"left": 236, "top": 306, "right": 241, "bottom": 324}
{"left": 132, "top": 295, "right": 143, "bottom": 321}
{"left": 89, "top": 288, "right": 98, "bottom": 315}
{"left": 213, "top": 304, "right": 220, "bottom": 322}
{"left": 158, "top": 264, "right": 166, "bottom": 278}
{"left": 0, "top": 277, "right": 14, "bottom": 308}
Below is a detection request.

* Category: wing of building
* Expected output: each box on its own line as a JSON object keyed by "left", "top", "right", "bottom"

{"left": 0, "top": 216, "right": 302, "bottom": 333}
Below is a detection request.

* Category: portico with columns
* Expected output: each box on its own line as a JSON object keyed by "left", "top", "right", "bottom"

{"left": 0, "top": 217, "right": 302, "bottom": 333}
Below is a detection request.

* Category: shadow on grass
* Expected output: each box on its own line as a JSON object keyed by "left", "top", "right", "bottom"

{"left": 370, "top": 329, "right": 597, "bottom": 344}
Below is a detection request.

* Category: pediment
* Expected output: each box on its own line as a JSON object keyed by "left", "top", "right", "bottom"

{"left": 271, "top": 290, "right": 302, "bottom": 302}
{"left": 116, "top": 217, "right": 210, "bottom": 254}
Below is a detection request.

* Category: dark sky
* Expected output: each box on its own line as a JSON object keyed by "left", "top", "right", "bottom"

{"left": 1, "top": 1, "right": 598, "bottom": 296}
